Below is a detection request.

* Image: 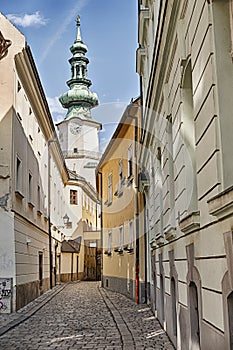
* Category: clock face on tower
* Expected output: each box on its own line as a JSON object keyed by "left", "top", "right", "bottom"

{"left": 70, "top": 122, "right": 81, "bottom": 135}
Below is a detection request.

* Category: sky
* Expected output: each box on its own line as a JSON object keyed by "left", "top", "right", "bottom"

{"left": 1, "top": 0, "right": 139, "bottom": 150}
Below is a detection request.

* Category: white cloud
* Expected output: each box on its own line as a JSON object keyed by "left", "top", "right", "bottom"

{"left": 47, "top": 96, "right": 65, "bottom": 114}
{"left": 7, "top": 11, "right": 48, "bottom": 28}
{"left": 39, "top": 0, "right": 89, "bottom": 64}
{"left": 47, "top": 96, "right": 66, "bottom": 122}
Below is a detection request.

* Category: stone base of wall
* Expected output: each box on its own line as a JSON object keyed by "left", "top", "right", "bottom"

{"left": 16, "top": 277, "right": 49, "bottom": 311}
{"left": 155, "top": 285, "right": 226, "bottom": 349}
{"left": 103, "top": 275, "right": 146, "bottom": 303}
{"left": 60, "top": 272, "right": 84, "bottom": 283}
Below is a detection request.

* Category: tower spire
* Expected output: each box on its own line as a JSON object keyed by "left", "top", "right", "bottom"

{"left": 59, "top": 15, "right": 99, "bottom": 121}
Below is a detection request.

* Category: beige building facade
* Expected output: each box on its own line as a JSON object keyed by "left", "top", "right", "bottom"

{"left": 137, "top": 0, "right": 233, "bottom": 349}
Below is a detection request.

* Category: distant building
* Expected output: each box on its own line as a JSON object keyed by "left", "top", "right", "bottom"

{"left": 96, "top": 97, "right": 146, "bottom": 302}
{"left": 137, "top": 1, "right": 233, "bottom": 349}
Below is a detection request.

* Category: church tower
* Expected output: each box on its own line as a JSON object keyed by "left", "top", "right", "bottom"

{"left": 57, "top": 16, "right": 101, "bottom": 188}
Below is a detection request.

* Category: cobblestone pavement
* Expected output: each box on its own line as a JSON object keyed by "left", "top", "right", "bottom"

{"left": 0, "top": 282, "right": 174, "bottom": 349}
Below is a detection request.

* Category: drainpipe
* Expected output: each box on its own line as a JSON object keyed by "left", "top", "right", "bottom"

{"left": 143, "top": 193, "right": 148, "bottom": 304}
{"left": 71, "top": 252, "right": 74, "bottom": 281}
{"left": 97, "top": 171, "right": 103, "bottom": 287}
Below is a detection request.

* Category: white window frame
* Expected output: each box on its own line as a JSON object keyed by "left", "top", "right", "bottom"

{"left": 129, "top": 221, "right": 134, "bottom": 249}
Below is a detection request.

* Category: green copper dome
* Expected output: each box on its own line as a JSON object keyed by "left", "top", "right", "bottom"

{"left": 59, "top": 15, "right": 99, "bottom": 120}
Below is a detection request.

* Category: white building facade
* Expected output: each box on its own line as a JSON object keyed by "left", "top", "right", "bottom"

{"left": 137, "top": 1, "right": 233, "bottom": 349}
{"left": 0, "top": 13, "right": 101, "bottom": 312}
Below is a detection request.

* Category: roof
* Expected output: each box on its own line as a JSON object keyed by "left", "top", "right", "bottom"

{"left": 61, "top": 236, "right": 82, "bottom": 253}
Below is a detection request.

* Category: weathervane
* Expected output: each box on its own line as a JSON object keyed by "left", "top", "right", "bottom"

{"left": 76, "top": 15, "right": 81, "bottom": 27}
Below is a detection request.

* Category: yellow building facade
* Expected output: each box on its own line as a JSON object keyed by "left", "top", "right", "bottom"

{"left": 96, "top": 98, "right": 146, "bottom": 302}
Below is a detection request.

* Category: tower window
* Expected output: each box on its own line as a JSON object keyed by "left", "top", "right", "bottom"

{"left": 70, "top": 190, "right": 78, "bottom": 205}
{"left": 74, "top": 148, "right": 78, "bottom": 153}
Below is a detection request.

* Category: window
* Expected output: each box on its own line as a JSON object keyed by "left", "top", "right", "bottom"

{"left": 129, "top": 221, "right": 134, "bottom": 249}
{"left": 28, "top": 173, "right": 32, "bottom": 203}
{"left": 16, "top": 157, "right": 22, "bottom": 192}
{"left": 82, "top": 193, "right": 85, "bottom": 208}
{"left": 70, "top": 190, "right": 78, "bottom": 205}
{"left": 74, "top": 148, "right": 78, "bottom": 153}
{"left": 128, "top": 145, "right": 133, "bottom": 178}
{"left": 108, "top": 174, "right": 112, "bottom": 203}
{"left": 118, "top": 160, "right": 123, "bottom": 192}
{"left": 16, "top": 112, "right": 22, "bottom": 121}
{"left": 108, "top": 231, "right": 112, "bottom": 253}
{"left": 119, "top": 226, "right": 124, "bottom": 250}
{"left": 17, "top": 81, "right": 21, "bottom": 92}
{"left": 37, "top": 185, "right": 42, "bottom": 214}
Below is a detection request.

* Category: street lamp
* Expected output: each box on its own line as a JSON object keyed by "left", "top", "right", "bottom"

{"left": 63, "top": 213, "right": 69, "bottom": 226}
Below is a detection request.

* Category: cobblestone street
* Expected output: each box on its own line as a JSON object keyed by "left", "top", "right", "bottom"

{"left": 0, "top": 282, "right": 174, "bottom": 349}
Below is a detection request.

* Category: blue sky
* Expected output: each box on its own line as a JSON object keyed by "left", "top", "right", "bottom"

{"left": 1, "top": 0, "right": 139, "bottom": 135}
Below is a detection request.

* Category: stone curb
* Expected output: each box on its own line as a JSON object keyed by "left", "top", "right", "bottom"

{"left": 98, "top": 286, "right": 135, "bottom": 350}
{"left": 0, "top": 283, "right": 68, "bottom": 337}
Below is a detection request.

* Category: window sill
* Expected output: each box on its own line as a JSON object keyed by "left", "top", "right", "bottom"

{"left": 179, "top": 211, "right": 200, "bottom": 234}
{"left": 15, "top": 190, "right": 24, "bottom": 200}
{"left": 155, "top": 235, "right": 164, "bottom": 246}
{"left": 104, "top": 250, "right": 112, "bottom": 256}
{"left": 28, "top": 202, "right": 34, "bottom": 209}
{"left": 104, "top": 200, "right": 112, "bottom": 207}
{"left": 127, "top": 175, "right": 134, "bottom": 186}
{"left": 207, "top": 185, "right": 233, "bottom": 220}
{"left": 150, "top": 239, "right": 157, "bottom": 250}
{"left": 164, "top": 226, "right": 176, "bottom": 241}
{"left": 123, "top": 245, "right": 134, "bottom": 253}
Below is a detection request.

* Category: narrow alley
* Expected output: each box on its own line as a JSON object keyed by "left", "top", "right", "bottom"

{"left": 0, "top": 282, "right": 174, "bottom": 350}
